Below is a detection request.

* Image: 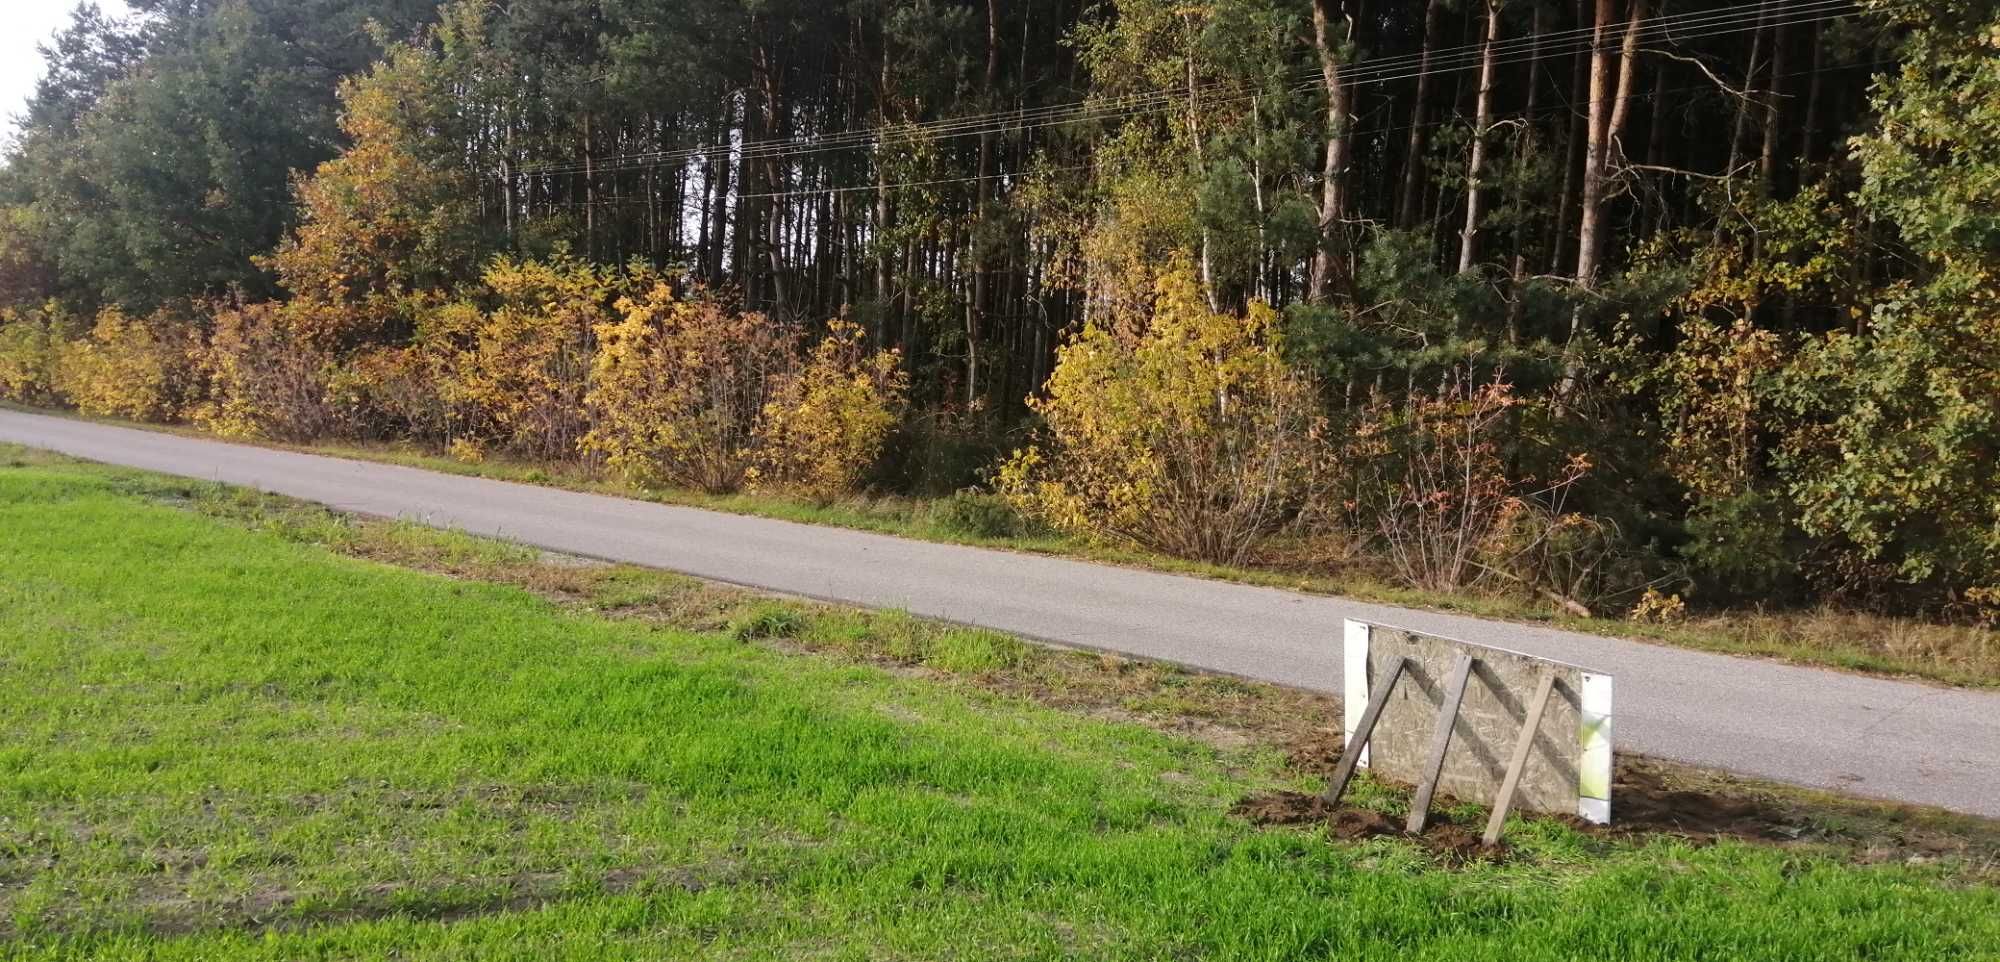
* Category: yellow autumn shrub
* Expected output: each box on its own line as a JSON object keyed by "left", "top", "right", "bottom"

{"left": 997, "top": 263, "right": 1328, "bottom": 564}
{"left": 421, "top": 255, "right": 613, "bottom": 459}
{"left": 583, "top": 283, "right": 799, "bottom": 493}
{"left": 750, "top": 320, "right": 909, "bottom": 501}
{"left": 0, "top": 306, "right": 65, "bottom": 405}
{"left": 54, "top": 308, "right": 199, "bottom": 422}
{"left": 329, "top": 344, "right": 450, "bottom": 444}
{"left": 189, "top": 300, "right": 337, "bottom": 441}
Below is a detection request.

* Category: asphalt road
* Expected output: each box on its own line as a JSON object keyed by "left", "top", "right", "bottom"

{"left": 5, "top": 407, "right": 1998, "bottom": 819}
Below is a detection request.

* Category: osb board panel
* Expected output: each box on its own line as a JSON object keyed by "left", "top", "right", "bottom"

{"left": 1366, "top": 627, "right": 1583, "bottom": 815}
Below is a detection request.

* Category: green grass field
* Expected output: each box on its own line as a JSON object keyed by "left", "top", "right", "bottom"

{"left": 3, "top": 454, "right": 1998, "bottom": 960}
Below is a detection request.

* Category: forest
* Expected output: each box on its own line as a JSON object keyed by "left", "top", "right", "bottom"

{"left": 0, "top": 0, "right": 1994, "bottom": 625}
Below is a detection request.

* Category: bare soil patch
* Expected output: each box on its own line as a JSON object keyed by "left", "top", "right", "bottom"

{"left": 1237, "top": 749, "right": 2000, "bottom": 875}
{"left": 1230, "top": 792, "right": 1494, "bottom": 863}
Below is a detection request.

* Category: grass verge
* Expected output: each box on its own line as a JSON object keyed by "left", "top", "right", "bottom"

{"left": 1, "top": 447, "right": 1998, "bottom": 959}
{"left": 11, "top": 402, "right": 1994, "bottom": 688}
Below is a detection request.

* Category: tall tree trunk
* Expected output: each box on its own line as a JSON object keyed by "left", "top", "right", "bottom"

{"left": 501, "top": 102, "right": 517, "bottom": 243}
{"left": 1507, "top": 0, "right": 1546, "bottom": 342}
{"left": 1571, "top": 0, "right": 1618, "bottom": 308}
{"left": 1759, "top": 21, "right": 1788, "bottom": 191}
{"left": 583, "top": 114, "right": 597, "bottom": 262}
{"left": 1252, "top": 96, "right": 1268, "bottom": 303}
{"left": 900, "top": 239, "right": 918, "bottom": 355}
{"left": 1568, "top": 0, "right": 1644, "bottom": 352}
{"left": 874, "top": 21, "right": 895, "bottom": 346}
{"left": 756, "top": 40, "right": 788, "bottom": 320}
{"left": 1642, "top": 59, "right": 1673, "bottom": 233}
{"left": 1725, "top": 1, "right": 1773, "bottom": 181}
{"left": 1801, "top": 21, "right": 1825, "bottom": 167}
{"left": 1396, "top": 0, "right": 1445, "bottom": 230}
{"left": 709, "top": 106, "right": 733, "bottom": 283}
{"left": 1184, "top": 12, "right": 1219, "bottom": 309}
{"left": 731, "top": 96, "right": 751, "bottom": 288}
{"left": 815, "top": 176, "right": 834, "bottom": 313}
{"left": 1309, "top": 0, "right": 1354, "bottom": 304}
{"left": 966, "top": 0, "right": 1001, "bottom": 409}
{"left": 1458, "top": 0, "right": 1502, "bottom": 273}
{"left": 1550, "top": 0, "right": 1588, "bottom": 274}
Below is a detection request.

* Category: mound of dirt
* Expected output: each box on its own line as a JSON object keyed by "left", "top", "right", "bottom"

{"left": 1232, "top": 791, "right": 1494, "bottom": 862}
{"left": 1259, "top": 736, "right": 1821, "bottom": 852}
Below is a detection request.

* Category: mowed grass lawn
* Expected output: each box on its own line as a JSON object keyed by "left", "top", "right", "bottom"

{"left": 1, "top": 458, "right": 1996, "bottom": 960}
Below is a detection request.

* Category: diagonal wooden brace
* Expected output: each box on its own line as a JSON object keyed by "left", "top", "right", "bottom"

{"left": 1481, "top": 669, "right": 1558, "bottom": 846}
{"left": 1406, "top": 651, "right": 1475, "bottom": 834}
{"left": 1321, "top": 656, "right": 1408, "bottom": 806}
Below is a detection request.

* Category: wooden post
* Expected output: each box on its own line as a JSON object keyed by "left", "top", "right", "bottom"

{"left": 1482, "top": 670, "right": 1558, "bottom": 846}
{"left": 1321, "top": 657, "right": 1408, "bottom": 806}
{"left": 1406, "top": 652, "right": 1475, "bottom": 833}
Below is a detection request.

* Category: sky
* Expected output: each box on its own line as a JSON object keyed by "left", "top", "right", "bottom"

{"left": 3, "top": 0, "right": 133, "bottom": 131}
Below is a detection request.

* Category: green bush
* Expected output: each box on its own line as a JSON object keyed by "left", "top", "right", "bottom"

{"left": 872, "top": 412, "right": 1010, "bottom": 497}
{"left": 927, "top": 490, "right": 1037, "bottom": 540}
{"left": 1680, "top": 491, "right": 1803, "bottom": 603}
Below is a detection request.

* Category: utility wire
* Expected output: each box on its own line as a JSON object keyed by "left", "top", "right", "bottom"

{"left": 522, "top": 0, "right": 1850, "bottom": 175}
{"left": 543, "top": 0, "right": 1857, "bottom": 188}
{"left": 512, "top": 0, "right": 1856, "bottom": 179}
{"left": 550, "top": 53, "right": 1881, "bottom": 211}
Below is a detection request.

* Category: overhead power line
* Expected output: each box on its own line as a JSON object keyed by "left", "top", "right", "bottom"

{"left": 512, "top": 0, "right": 1856, "bottom": 180}
{"left": 551, "top": 52, "right": 1882, "bottom": 212}
{"left": 524, "top": 0, "right": 1849, "bottom": 176}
